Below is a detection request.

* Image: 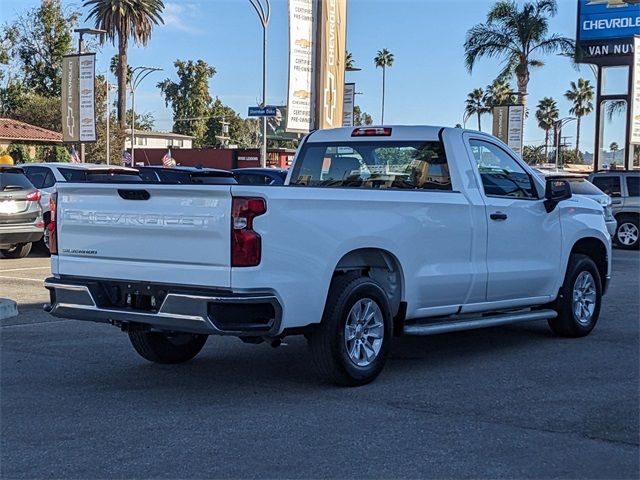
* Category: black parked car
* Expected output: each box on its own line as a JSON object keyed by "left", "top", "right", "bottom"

{"left": 232, "top": 168, "right": 288, "bottom": 185}
{"left": 137, "top": 166, "right": 237, "bottom": 185}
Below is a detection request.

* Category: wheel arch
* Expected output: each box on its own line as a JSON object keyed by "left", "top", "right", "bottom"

{"left": 333, "top": 248, "right": 404, "bottom": 317}
{"left": 570, "top": 237, "right": 608, "bottom": 291}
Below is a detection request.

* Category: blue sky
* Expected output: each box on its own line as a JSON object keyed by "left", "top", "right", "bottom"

{"left": 1, "top": 0, "right": 630, "bottom": 152}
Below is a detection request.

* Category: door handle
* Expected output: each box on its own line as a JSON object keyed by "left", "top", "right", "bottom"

{"left": 490, "top": 212, "right": 508, "bottom": 221}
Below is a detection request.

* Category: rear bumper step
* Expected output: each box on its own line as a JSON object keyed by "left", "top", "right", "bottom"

{"left": 403, "top": 309, "right": 557, "bottom": 336}
{"left": 44, "top": 277, "right": 282, "bottom": 336}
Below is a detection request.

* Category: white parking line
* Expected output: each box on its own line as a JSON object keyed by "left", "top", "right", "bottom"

{"left": 0, "top": 266, "right": 51, "bottom": 273}
{"left": 0, "top": 276, "right": 45, "bottom": 283}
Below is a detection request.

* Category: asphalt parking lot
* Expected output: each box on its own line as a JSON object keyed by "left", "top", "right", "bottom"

{"left": 1, "top": 248, "right": 638, "bottom": 479}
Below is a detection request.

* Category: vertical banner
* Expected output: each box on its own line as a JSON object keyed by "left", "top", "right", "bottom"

{"left": 78, "top": 54, "right": 97, "bottom": 142}
{"left": 507, "top": 105, "right": 524, "bottom": 156}
{"left": 342, "top": 82, "right": 355, "bottom": 127}
{"left": 286, "top": 0, "right": 316, "bottom": 133}
{"left": 630, "top": 36, "right": 640, "bottom": 144}
{"left": 61, "top": 55, "right": 80, "bottom": 143}
{"left": 316, "top": 0, "right": 347, "bottom": 130}
{"left": 492, "top": 106, "right": 508, "bottom": 144}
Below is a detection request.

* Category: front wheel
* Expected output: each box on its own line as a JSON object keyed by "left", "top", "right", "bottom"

{"left": 615, "top": 216, "right": 639, "bottom": 250}
{"left": 308, "top": 274, "right": 393, "bottom": 386}
{"left": 1, "top": 243, "right": 32, "bottom": 259}
{"left": 128, "top": 330, "right": 208, "bottom": 364}
{"left": 548, "top": 253, "right": 602, "bottom": 337}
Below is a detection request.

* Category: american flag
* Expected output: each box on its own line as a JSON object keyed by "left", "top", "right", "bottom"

{"left": 70, "top": 145, "right": 81, "bottom": 163}
{"left": 122, "top": 150, "right": 132, "bottom": 166}
{"left": 162, "top": 148, "right": 174, "bottom": 168}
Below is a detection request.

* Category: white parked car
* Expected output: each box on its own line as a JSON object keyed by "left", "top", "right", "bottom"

{"left": 20, "top": 163, "right": 139, "bottom": 248}
{"left": 44, "top": 126, "right": 612, "bottom": 385}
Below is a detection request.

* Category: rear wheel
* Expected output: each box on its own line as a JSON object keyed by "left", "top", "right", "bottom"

{"left": 548, "top": 253, "right": 602, "bottom": 337}
{"left": 308, "top": 274, "right": 393, "bottom": 386}
{"left": 615, "top": 216, "right": 639, "bottom": 250}
{"left": 0, "top": 243, "right": 32, "bottom": 259}
{"left": 128, "top": 330, "right": 208, "bottom": 364}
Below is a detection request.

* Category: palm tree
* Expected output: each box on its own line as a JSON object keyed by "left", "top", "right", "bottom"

{"left": 535, "top": 97, "right": 559, "bottom": 160}
{"left": 484, "top": 78, "right": 516, "bottom": 108}
{"left": 345, "top": 51, "right": 355, "bottom": 70}
{"left": 374, "top": 48, "right": 394, "bottom": 124}
{"left": 85, "top": 0, "right": 165, "bottom": 127}
{"left": 564, "top": 78, "right": 594, "bottom": 156}
{"left": 610, "top": 142, "right": 620, "bottom": 163}
{"left": 464, "top": 88, "right": 490, "bottom": 131}
{"left": 464, "top": 0, "right": 573, "bottom": 111}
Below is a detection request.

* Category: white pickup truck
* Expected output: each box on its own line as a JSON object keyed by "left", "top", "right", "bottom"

{"left": 45, "top": 126, "right": 611, "bottom": 385}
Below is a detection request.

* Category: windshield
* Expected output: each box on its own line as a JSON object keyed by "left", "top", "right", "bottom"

{"left": 289, "top": 141, "right": 452, "bottom": 190}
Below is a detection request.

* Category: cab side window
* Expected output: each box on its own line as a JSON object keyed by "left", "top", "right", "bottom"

{"left": 24, "top": 166, "right": 54, "bottom": 189}
{"left": 626, "top": 176, "right": 639, "bottom": 197}
{"left": 469, "top": 140, "right": 537, "bottom": 199}
{"left": 591, "top": 176, "right": 621, "bottom": 197}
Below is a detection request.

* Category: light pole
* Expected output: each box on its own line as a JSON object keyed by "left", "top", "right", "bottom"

{"left": 249, "top": 0, "right": 271, "bottom": 168}
{"left": 74, "top": 28, "right": 105, "bottom": 163}
{"left": 554, "top": 117, "right": 576, "bottom": 171}
{"left": 129, "top": 66, "right": 162, "bottom": 165}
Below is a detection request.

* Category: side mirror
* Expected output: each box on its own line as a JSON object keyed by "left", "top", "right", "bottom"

{"left": 544, "top": 179, "right": 572, "bottom": 212}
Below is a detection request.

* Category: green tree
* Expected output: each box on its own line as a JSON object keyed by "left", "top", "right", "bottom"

{"left": 535, "top": 96, "right": 559, "bottom": 160}
{"left": 11, "top": 94, "right": 62, "bottom": 132}
{"left": 464, "top": 0, "right": 573, "bottom": 111}
{"left": 374, "top": 48, "right": 394, "bottom": 124}
{"left": 464, "top": 88, "right": 490, "bottom": 131}
{"left": 522, "top": 144, "right": 545, "bottom": 165}
{"left": 1, "top": 0, "right": 77, "bottom": 97}
{"left": 564, "top": 78, "right": 594, "bottom": 156}
{"left": 84, "top": 0, "right": 165, "bottom": 128}
{"left": 353, "top": 105, "right": 373, "bottom": 126}
{"left": 203, "top": 98, "right": 253, "bottom": 147}
{"left": 158, "top": 59, "right": 216, "bottom": 146}
{"left": 484, "top": 78, "right": 515, "bottom": 108}
{"left": 126, "top": 109, "right": 155, "bottom": 131}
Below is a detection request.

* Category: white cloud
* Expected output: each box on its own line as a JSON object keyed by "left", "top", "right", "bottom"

{"left": 163, "top": 2, "right": 203, "bottom": 34}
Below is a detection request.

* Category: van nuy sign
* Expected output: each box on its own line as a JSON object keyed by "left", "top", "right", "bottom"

{"left": 577, "top": 0, "right": 640, "bottom": 63}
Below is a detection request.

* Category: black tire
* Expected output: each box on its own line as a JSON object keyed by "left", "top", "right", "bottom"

{"left": 548, "top": 253, "right": 602, "bottom": 338}
{"left": 614, "top": 215, "right": 639, "bottom": 250}
{"left": 128, "top": 330, "right": 208, "bottom": 364}
{"left": 309, "top": 274, "right": 393, "bottom": 386}
{"left": 0, "top": 242, "right": 32, "bottom": 259}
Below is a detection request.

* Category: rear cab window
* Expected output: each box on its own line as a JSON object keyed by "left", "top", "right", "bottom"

{"left": 289, "top": 141, "right": 452, "bottom": 190}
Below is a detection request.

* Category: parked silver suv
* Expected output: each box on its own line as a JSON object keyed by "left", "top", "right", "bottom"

{"left": 588, "top": 170, "right": 640, "bottom": 250}
{"left": 0, "top": 166, "right": 43, "bottom": 258}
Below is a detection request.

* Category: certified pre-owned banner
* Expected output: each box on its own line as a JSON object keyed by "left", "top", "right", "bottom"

{"left": 317, "top": 0, "right": 347, "bottom": 130}
{"left": 78, "top": 54, "right": 97, "bottom": 142}
{"left": 61, "top": 54, "right": 96, "bottom": 143}
{"left": 286, "top": 0, "right": 316, "bottom": 133}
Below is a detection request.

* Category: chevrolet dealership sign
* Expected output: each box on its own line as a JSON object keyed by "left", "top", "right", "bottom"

{"left": 577, "top": 0, "right": 640, "bottom": 63}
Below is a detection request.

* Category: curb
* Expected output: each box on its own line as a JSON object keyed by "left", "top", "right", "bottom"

{"left": 0, "top": 299, "right": 18, "bottom": 320}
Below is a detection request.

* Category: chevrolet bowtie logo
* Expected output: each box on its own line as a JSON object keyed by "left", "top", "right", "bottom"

{"left": 587, "top": 0, "right": 640, "bottom": 7}
{"left": 324, "top": 72, "right": 337, "bottom": 126}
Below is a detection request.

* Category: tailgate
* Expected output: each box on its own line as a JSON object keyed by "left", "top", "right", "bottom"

{"left": 55, "top": 183, "right": 232, "bottom": 288}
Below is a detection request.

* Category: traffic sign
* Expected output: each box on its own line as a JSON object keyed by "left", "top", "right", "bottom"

{"left": 248, "top": 106, "right": 277, "bottom": 117}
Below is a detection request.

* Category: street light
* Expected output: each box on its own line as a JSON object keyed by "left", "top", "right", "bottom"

{"left": 554, "top": 117, "right": 577, "bottom": 171}
{"left": 249, "top": 0, "right": 271, "bottom": 168}
{"left": 128, "top": 66, "right": 162, "bottom": 165}
{"left": 74, "top": 28, "right": 106, "bottom": 163}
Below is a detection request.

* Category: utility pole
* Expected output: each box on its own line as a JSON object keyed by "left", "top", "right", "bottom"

{"left": 249, "top": 0, "right": 271, "bottom": 168}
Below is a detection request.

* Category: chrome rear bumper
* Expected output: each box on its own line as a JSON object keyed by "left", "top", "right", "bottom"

{"left": 44, "top": 277, "right": 282, "bottom": 336}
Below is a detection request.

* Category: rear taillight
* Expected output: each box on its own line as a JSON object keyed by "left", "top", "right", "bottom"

{"left": 26, "top": 190, "right": 41, "bottom": 202}
{"left": 351, "top": 127, "right": 392, "bottom": 137}
{"left": 49, "top": 192, "right": 58, "bottom": 255}
{"left": 231, "top": 197, "right": 266, "bottom": 267}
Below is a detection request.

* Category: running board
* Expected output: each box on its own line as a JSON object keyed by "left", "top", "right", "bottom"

{"left": 402, "top": 309, "right": 557, "bottom": 336}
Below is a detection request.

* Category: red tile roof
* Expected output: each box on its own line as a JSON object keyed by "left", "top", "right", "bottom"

{"left": 0, "top": 118, "right": 63, "bottom": 143}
